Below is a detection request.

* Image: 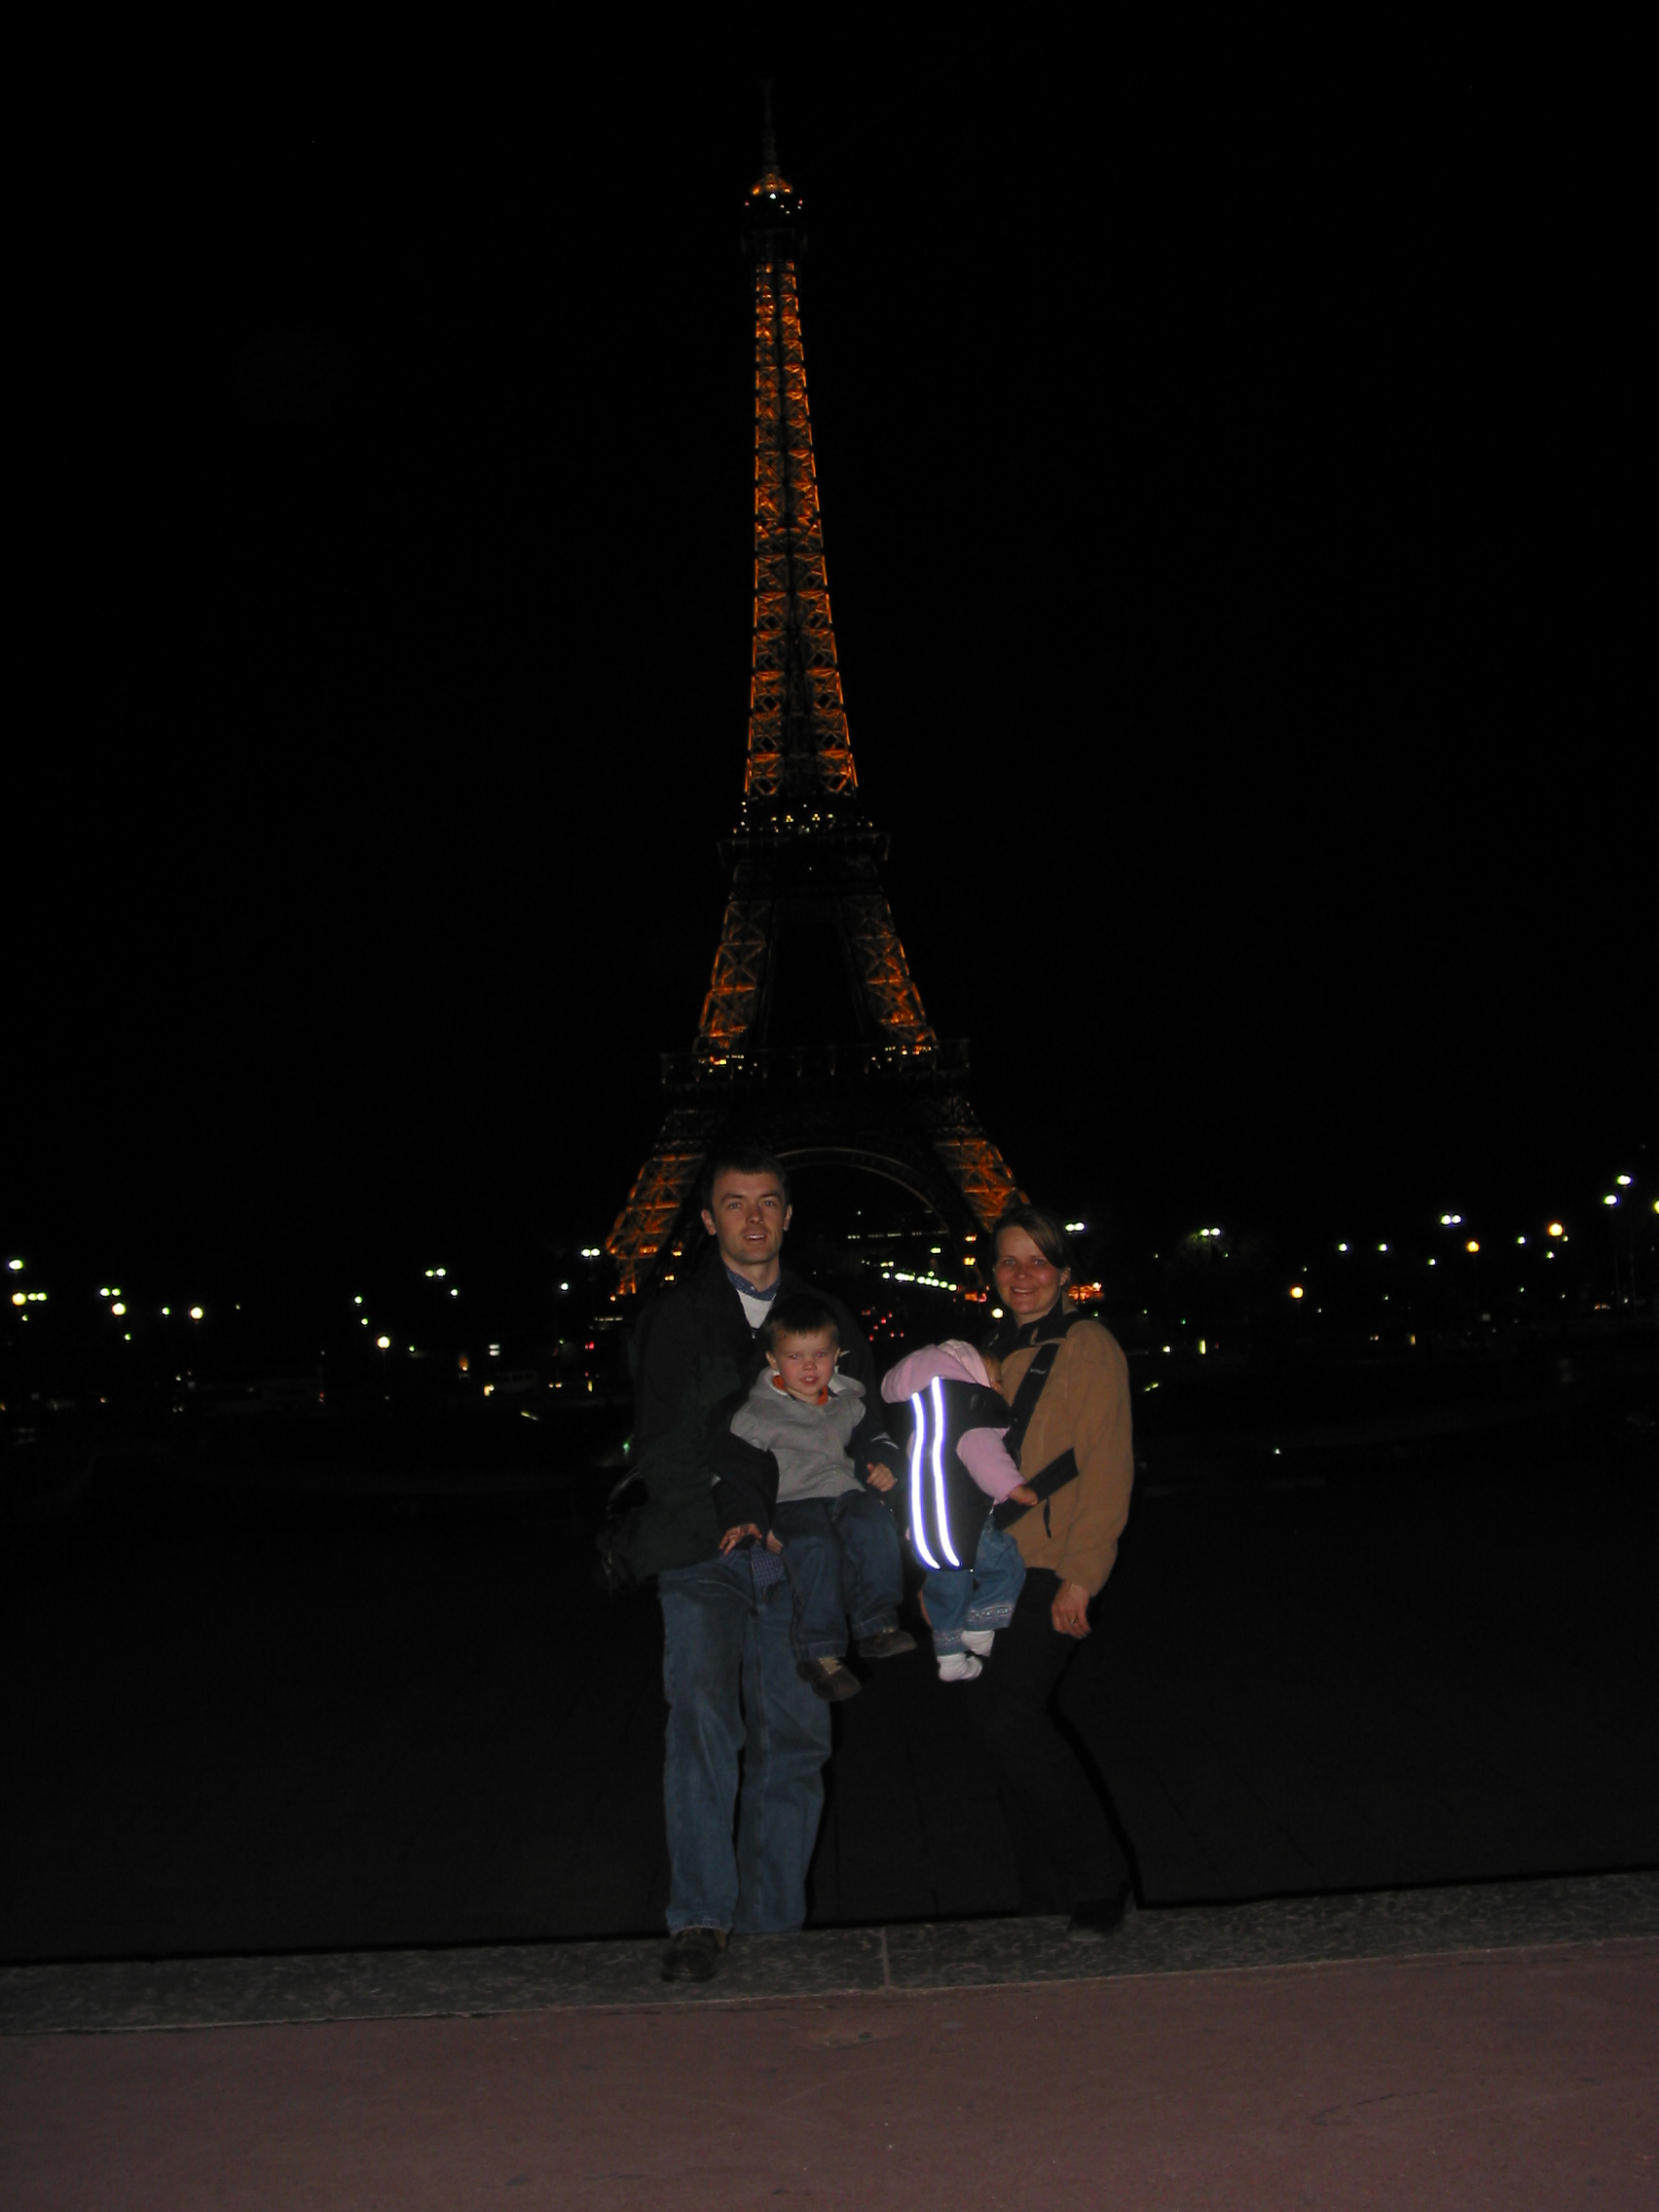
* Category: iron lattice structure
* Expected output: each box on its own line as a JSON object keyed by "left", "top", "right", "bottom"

{"left": 607, "top": 117, "right": 1022, "bottom": 1296}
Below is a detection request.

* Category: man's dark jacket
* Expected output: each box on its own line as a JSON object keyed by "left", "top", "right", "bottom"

{"left": 627, "top": 1254, "right": 882, "bottom": 1580}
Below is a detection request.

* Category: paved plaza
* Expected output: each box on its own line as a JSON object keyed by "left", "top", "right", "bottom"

{"left": 5, "top": 1877, "right": 1657, "bottom": 2208}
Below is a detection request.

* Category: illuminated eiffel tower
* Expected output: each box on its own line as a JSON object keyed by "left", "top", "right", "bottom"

{"left": 607, "top": 106, "right": 1023, "bottom": 1298}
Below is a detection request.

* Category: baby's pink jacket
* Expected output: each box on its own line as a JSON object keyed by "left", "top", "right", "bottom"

{"left": 880, "top": 1342, "right": 1025, "bottom": 1502}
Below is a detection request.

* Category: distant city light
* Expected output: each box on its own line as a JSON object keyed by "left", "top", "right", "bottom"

{"left": 162, "top": 1307, "right": 169, "bottom": 1315}
{"left": 1378, "top": 1244, "right": 1388, "bottom": 1253}
{"left": 377, "top": 1335, "right": 390, "bottom": 1349}
{"left": 1439, "top": 1213, "right": 1462, "bottom": 1226}
{"left": 1065, "top": 1222, "right": 1086, "bottom": 1233}
{"left": 560, "top": 1282, "right": 570, "bottom": 1292}
{"left": 189, "top": 1307, "right": 203, "bottom": 1320}
{"left": 354, "top": 1296, "right": 363, "bottom": 1305}
{"left": 579, "top": 1247, "right": 602, "bottom": 1259}
{"left": 6, "top": 1260, "right": 21, "bottom": 1272}
{"left": 1338, "top": 1242, "right": 1348, "bottom": 1252}
{"left": 1289, "top": 1286, "right": 1305, "bottom": 1300}
{"left": 1465, "top": 1241, "right": 1480, "bottom": 1254}
{"left": 1617, "top": 1175, "right": 1632, "bottom": 1186}
{"left": 10, "top": 1293, "right": 22, "bottom": 1308}
{"left": 1517, "top": 1236, "right": 1526, "bottom": 1246}
{"left": 112, "top": 1303, "right": 126, "bottom": 1316}
{"left": 99, "top": 1287, "right": 111, "bottom": 1298}
{"left": 991, "top": 1309, "right": 1004, "bottom": 1320}
{"left": 489, "top": 1345, "right": 500, "bottom": 1358}
{"left": 451, "top": 1288, "right": 459, "bottom": 1298}
{"left": 1547, "top": 1223, "right": 1564, "bottom": 1237}
{"left": 1603, "top": 1195, "right": 1618, "bottom": 1207}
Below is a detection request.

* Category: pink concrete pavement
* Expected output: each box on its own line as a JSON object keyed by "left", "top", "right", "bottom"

{"left": 3, "top": 1939, "right": 1655, "bottom": 2210}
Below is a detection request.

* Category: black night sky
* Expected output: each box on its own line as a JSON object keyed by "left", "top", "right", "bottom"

{"left": 13, "top": 51, "right": 1650, "bottom": 1319}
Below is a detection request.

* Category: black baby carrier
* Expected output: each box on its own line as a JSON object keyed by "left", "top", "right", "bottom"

{"left": 901, "top": 1375, "right": 1012, "bottom": 1570}
{"left": 899, "top": 1315, "right": 1092, "bottom": 1567}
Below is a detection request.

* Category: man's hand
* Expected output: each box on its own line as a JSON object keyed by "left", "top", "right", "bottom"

{"left": 719, "top": 1523, "right": 763, "bottom": 1554}
{"left": 1051, "top": 1581, "right": 1091, "bottom": 1639}
{"left": 866, "top": 1463, "right": 897, "bottom": 1493}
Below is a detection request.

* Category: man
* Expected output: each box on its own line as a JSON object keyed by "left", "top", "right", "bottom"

{"left": 628, "top": 1144, "right": 905, "bottom": 1982}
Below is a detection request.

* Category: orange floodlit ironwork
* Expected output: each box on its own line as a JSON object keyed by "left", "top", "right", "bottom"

{"left": 607, "top": 112, "right": 1023, "bottom": 1296}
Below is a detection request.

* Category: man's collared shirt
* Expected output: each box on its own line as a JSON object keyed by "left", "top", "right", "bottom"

{"left": 724, "top": 1263, "right": 778, "bottom": 1334}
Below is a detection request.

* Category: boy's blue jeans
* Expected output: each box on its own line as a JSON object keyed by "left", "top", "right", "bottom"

{"left": 924, "top": 1521, "right": 1026, "bottom": 1654}
{"left": 773, "top": 1488, "right": 905, "bottom": 1661}
{"left": 658, "top": 1550, "right": 831, "bottom": 1936}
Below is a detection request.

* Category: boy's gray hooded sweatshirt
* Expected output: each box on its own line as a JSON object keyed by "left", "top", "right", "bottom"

{"left": 730, "top": 1372, "right": 870, "bottom": 1502}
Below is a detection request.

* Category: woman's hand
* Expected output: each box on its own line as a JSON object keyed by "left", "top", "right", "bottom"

{"left": 1051, "top": 1581, "right": 1091, "bottom": 1639}
{"left": 1009, "top": 1483, "right": 1039, "bottom": 1507}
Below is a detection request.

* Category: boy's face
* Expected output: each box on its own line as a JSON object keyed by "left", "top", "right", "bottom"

{"left": 766, "top": 1329, "right": 838, "bottom": 1402}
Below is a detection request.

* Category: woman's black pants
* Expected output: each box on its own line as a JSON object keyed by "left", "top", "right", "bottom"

{"left": 967, "top": 1567, "right": 1133, "bottom": 1912}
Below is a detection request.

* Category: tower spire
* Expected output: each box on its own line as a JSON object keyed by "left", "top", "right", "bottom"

{"left": 760, "top": 80, "right": 778, "bottom": 183}
{"left": 739, "top": 99, "right": 854, "bottom": 830}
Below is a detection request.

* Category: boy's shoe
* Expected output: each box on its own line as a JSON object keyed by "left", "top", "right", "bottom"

{"left": 797, "top": 1656, "right": 862, "bottom": 1702}
{"left": 959, "top": 1630, "right": 996, "bottom": 1657}
{"left": 937, "top": 1653, "right": 982, "bottom": 1682}
{"left": 856, "top": 1626, "right": 917, "bottom": 1661}
{"left": 661, "top": 1926, "right": 727, "bottom": 1981}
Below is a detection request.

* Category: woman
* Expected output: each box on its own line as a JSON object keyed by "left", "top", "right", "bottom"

{"left": 976, "top": 1202, "right": 1137, "bottom": 1934}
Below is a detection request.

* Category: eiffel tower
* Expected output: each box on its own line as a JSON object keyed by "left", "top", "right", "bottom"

{"left": 607, "top": 106, "right": 1023, "bottom": 1299}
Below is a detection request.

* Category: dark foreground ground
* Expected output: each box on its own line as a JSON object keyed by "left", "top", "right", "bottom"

{"left": 3, "top": 1399, "right": 1656, "bottom": 1963}
{"left": 6, "top": 1883, "right": 1658, "bottom": 2209}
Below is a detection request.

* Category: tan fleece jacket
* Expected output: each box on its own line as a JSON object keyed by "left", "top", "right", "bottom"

{"left": 998, "top": 1318, "right": 1134, "bottom": 1597}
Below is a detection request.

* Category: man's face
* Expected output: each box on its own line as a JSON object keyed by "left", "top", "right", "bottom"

{"left": 701, "top": 1171, "right": 792, "bottom": 1273}
{"left": 766, "top": 1329, "right": 838, "bottom": 1402}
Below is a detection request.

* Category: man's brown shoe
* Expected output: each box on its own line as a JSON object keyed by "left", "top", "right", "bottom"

{"left": 661, "top": 1926, "right": 727, "bottom": 1982}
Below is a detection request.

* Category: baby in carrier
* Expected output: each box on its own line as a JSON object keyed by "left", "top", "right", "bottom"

{"left": 881, "top": 1340, "right": 1038, "bottom": 1680}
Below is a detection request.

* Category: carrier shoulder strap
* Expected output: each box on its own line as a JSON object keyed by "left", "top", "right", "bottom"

{"left": 989, "top": 1313, "right": 1087, "bottom": 1533}
{"left": 998, "top": 1310, "right": 1086, "bottom": 1467}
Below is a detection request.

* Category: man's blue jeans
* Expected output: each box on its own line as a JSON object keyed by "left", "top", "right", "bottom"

{"left": 923, "top": 1521, "right": 1026, "bottom": 1654}
{"left": 658, "top": 1551, "right": 832, "bottom": 1936}
{"left": 772, "top": 1489, "right": 904, "bottom": 1661}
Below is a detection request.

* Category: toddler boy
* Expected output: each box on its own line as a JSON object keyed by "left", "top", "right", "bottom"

{"left": 714, "top": 1292, "right": 913, "bottom": 1701}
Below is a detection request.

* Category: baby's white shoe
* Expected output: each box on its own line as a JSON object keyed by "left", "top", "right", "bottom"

{"left": 960, "top": 1630, "right": 995, "bottom": 1656}
{"left": 938, "top": 1652, "right": 982, "bottom": 1682}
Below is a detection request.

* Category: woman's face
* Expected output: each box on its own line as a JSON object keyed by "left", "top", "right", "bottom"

{"left": 993, "top": 1227, "right": 1070, "bottom": 1324}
